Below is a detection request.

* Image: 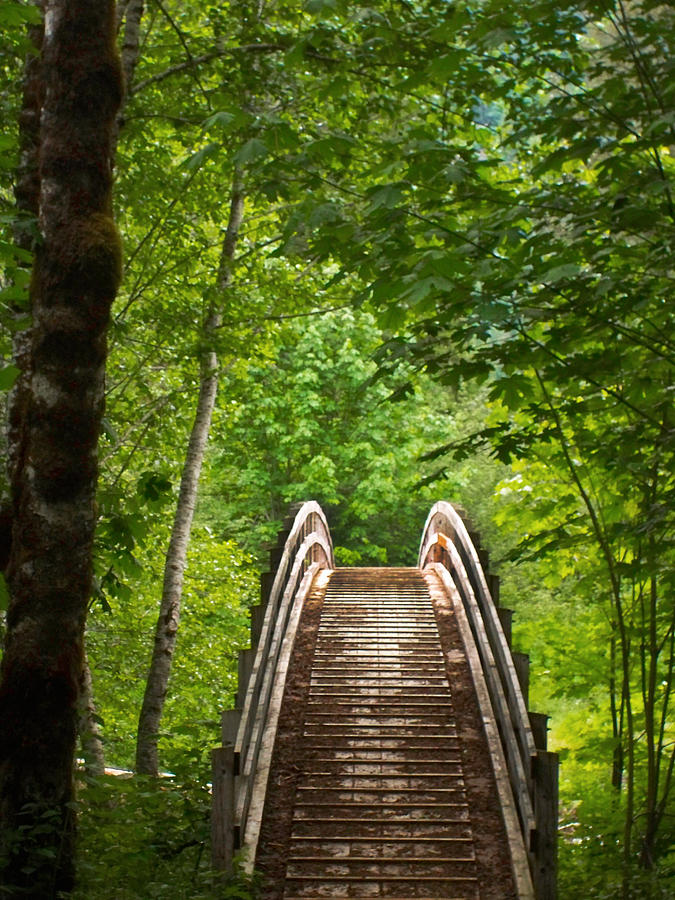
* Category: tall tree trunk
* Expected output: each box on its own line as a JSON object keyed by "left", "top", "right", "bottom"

{"left": 113, "top": 0, "right": 143, "bottom": 152}
{"left": 1, "top": 1, "right": 43, "bottom": 570}
{"left": 135, "top": 176, "right": 244, "bottom": 776}
{"left": 120, "top": 0, "right": 144, "bottom": 88}
{"left": 72, "top": 0, "right": 145, "bottom": 779}
{"left": 639, "top": 520, "right": 667, "bottom": 869}
{"left": 610, "top": 632, "right": 624, "bottom": 791}
{"left": 0, "top": 1, "right": 122, "bottom": 894}
{"left": 78, "top": 650, "right": 105, "bottom": 778}
{"left": 621, "top": 630, "right": 635, "bottom": 899}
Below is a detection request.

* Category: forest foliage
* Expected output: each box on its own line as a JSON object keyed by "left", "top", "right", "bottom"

{"left": 0, "top": 0, "right": 674, "bottom": 897}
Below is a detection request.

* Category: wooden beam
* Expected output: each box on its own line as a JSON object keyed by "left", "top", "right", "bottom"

{"left": 529, "top": 712, "right": 549, "bottom": 752}
{"left": 533, "top": 749, "right": 558, "bottom": 900}
{"left": 211, "top": 745, "right": 235, "bottom": 873}
{"left": 513, "top": 653, "right": 530, "bottom": 708}
{"left": 250, "top": 604, "right": 264, "bottom": 647}
{"left": 497, "top": 608, "right": 513, "bottom": 647}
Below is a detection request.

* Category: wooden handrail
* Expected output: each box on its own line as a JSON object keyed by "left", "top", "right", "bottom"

{"left": 211, "top": 501, "right": 333, "bottom": 872}
{"left": 419, "top": 500, "right": 557, "bottom": 900}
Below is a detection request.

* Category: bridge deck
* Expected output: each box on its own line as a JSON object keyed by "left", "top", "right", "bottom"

{"left": 255, "top": 567, "right": 518, "bottom": 899}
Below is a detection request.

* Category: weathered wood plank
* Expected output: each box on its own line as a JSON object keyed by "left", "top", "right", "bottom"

{"left": 533, "top": 750, "right": 559, "bottom": 900}
{"left": 498, "top": 608, "right": 514, "bottom": 648}
{"left": 513, "top": 653, "right": 530, "bottom": 708}
{"left": 530, "top": 712, "right": 549, "bottom": 752}
{"left": 211, "top": 745, "right": 235, "bottom": 873}
{"left": 250, "top": 604, "right": 264, "bottom": 647}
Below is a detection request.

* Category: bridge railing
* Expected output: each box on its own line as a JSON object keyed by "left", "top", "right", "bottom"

{"left": 419, "top": 500, "right": 558, "bottom": 900}
{"left": 211, "top": 501, "right": 333, "bottom": 873}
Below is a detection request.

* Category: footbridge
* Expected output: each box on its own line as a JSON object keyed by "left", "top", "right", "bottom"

{"left": 211, "top": 502, "right": 558, "bottom": 899}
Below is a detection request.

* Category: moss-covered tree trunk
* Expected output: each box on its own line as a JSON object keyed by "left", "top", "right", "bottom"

{"left": 72, "top": 0, "right": 145, "bottom": 781}
{"left": 135, "top": 177, "right": 244, "bottom": 776}
{"left": 0, "top": 1, "right": 122, "bottom": 894}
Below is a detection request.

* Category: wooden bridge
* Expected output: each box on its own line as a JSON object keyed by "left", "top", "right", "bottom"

{"left": 211, "top": 502, "right": 558, "bottom": 899}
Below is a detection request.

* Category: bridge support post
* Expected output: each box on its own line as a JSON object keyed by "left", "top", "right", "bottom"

{"left": 497, "top": 607, "right": 514, "bottom": 646}
{"left": 533, "top": 749, "right": 558, "bottom": 900}
{"left": 236, "top": 648, "right": 255, "bottom": 708}
{"left": 529, "top": 712, "right": 549, "bottom": 751}
{"left": 250, "top": 604, "right": 264, "bottom": 647}
{"left": 211, "top": 744, "right": 235, "bottom": 874}
{"left": 260, "top": 571, "right": 274, "bottom": 606}
{"left": 513, "top": 652, "right": 530, "bottom": 706}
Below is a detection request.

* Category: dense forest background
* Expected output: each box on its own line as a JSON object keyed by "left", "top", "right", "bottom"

{"left": 0, "top": 0, "right": 673, "bottom": 897}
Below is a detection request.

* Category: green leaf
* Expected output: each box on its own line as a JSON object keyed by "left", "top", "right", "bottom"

{"left": 365, "top": 184, "right": 404, "bottom": 213}
{"left": 308, "top": 203, "right": 341, "bottom": 228}
{"left": 305, "top": 0, "right": 337, "bottom": 12}
{"left": 0, "top": 364, "right": 20, "bottom": 391}
{"left": 0, "top": 572, "right": 8, "bottom": 611}
{"left": 479, "top": 27, "right": 515, "bottom": 49}
{"left": 428, "top": 50, "right": 464, "bottom": 80}
{"left": 181, "top": 142, "right": 219, "bottom": 171}
{"left": 233, "top": 138, "right": 268, "bottom": 166}
{"left": 0, "top": 240, "right": 33, "bottom": 264}
{"left": 489, "top": 374, "right": 534, "bottom": 410}
{"left": 378, "top": 304, "right": 407, "bottom": 330}
{"left": 0, "top": 1, "right": 43, "bottom": 26}
{"left": 542, "top": 263, "right": 581, "bottom": 283}
{"left": 443, "top": 164, "right": 469, "bottom": 184}
{"left": 202, "top": 111, "right": 236, "bottom": 132}
{"left": 0, "top": 285, "right": 29, "bottom": 304}
{"left": 305, "top": 135, "right": 355, "bottom": 161}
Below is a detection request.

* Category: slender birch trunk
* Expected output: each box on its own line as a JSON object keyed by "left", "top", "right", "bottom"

{"left": 120, "top": 0, "right": 144, "bottom": 88}
{"left": 78, "top": 651, "right": 105, "bottom": 777}
{"left": 112, "top": 0, "right": 144, "bottom": 153}
{"left": 3, "top": 1, "right": 43, "bottom": 536}
{"left": 135, "top": 176, "right": 244, "bottom": 776}
{"left": 0, "top": 1, "right": 122, "bottom": 893}
{"left": 610, "top": 632, "right": 624, "bottom": 791}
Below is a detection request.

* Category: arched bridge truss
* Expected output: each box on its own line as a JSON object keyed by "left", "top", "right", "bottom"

{"left": 211, "top": 501, "right": 558, "bottom": 900}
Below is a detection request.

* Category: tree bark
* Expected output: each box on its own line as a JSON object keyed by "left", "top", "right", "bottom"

{"left": 0, "top": 1, "right": 122, "bottom": 894}
{"left": 78, "top": 650, "right": 105, "bottom": 778}
{"left": 1, "top": 1, "right": 43, "bottom": 572}
{"left": 112, "top": 0, "right": 144, "bottom": 153}
{"left": 120, "top": 0, "right": 144, "bottom": 89}
{"left": 135, "top": 176, "right": 245, "bottom": 776}
{"left": 71, "top": 0, "right": 145, "bottom": 781}
{"left": 609, "top": 633, "right": 623, "bottom": 791}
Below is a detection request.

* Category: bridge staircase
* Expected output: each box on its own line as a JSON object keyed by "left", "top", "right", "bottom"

{"left": 211, "top": 503, "right": 558, "bottom": 899}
